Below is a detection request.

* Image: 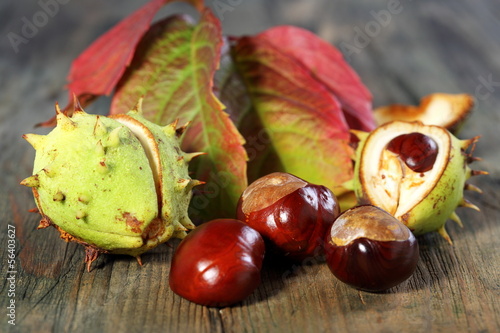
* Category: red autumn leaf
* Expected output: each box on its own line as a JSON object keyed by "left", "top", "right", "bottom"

{"left": 257, "top": 26, "right": 375, "bottom": 132}
{"left": 225, "top": 35, "right": 354, "bottom": 195}
{"left": 36, "top": 0, "right": 203, "bottom": 127}
{"left": 67, "top": 0, "right": 203, "bottom": 99}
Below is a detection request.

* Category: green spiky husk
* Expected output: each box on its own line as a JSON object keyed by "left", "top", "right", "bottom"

{"left": 22, "top": 105, "right": 200, "bottom": 262}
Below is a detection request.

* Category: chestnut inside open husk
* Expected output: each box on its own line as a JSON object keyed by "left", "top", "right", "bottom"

{"left": 324, "top": 205, "right": 419, "bottom": 292}
{"left": 237, "top": 172, "right": 340, "bottom": 260}
{"left": 386, "top": 132, "right": 439, "bottom": 173}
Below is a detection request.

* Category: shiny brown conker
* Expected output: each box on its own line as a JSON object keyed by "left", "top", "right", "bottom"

{"left": 386, "top": 132, "right": 438, "bottom": 172}
{"left": 236, "top": 172, "right": 340, "bottom": 260}
{"left": 169, "top": 219, "right": 265, "bottom": 307}
{"left": 324, "top": 205, "right": 419, "bottom": 292}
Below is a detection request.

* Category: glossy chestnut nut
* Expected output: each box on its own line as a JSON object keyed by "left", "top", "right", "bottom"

{"left": 169, "top": 219, "right": 265, "bottom": 307}
{"left": 236, "top": 172, "right": 340, "bottom": 260}
{"left": 325, "top": 205, "right": 419, "bottom": 292}
{"left": 386, "top": 132, "right": 439, "bottom": 172}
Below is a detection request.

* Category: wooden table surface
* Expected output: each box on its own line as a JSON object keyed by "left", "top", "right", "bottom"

{"left": 1, "top": 1, "right": 499, "bottom": 332}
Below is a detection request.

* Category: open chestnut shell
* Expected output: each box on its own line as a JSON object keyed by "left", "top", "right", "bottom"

{"left": 324, "top": 205, "right": 419, "bottom": 292}
{"left": 237, "top": 172, "right": 340, "bottom": 260}
{"left": 169, "top": 219, "right": 265, "bottom": 307}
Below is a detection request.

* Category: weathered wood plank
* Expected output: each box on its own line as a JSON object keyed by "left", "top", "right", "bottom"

{"left": 1, "top": 0, "right": 499, "bottom": 332}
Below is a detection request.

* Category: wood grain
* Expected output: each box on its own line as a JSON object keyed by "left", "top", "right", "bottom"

{"left": 1, "top": 0, "right": 499, "bottom": 332}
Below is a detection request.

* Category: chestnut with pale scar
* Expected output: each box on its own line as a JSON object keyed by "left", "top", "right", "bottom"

{"left": 237, "top": 172, "right": 340, "bottom": 260}
{"left": 325, "top": 205, "right": 419, "bottom": 292}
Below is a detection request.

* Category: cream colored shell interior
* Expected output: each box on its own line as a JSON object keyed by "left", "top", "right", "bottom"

{"left": 360, "top": 123, "right": 451, "bottom": 218}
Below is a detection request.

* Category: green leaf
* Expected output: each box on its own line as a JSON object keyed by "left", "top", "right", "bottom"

{"left": 111, "top": 10, "right": 247, "bottom": 221}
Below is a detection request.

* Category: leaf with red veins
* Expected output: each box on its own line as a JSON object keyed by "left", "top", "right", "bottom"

{"left": 111, "top": 10, "right": 248, "bottom": 219}
{"left": 257, "top": 26, "right": 375, "bottom": 132}
{"left": 229, "top": 36, "right": 354, "bottom": 195}
{"left": 110, "top": 15, "right": 196, "bottom": 120}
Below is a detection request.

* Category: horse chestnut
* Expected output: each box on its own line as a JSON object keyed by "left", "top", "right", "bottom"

{"left": 325, "top": 205, "right": 419, "bottom": 292}
{"left": 237, "top": 172, "right": 340, "bottom": 260}
{"left": 386, "top": 132, "right": 438, "bottom": 173}
{"left": 169, "top": 219, "right": 265, "bottom": 307}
